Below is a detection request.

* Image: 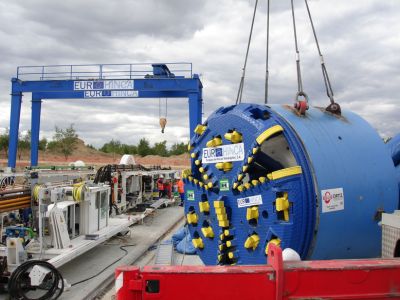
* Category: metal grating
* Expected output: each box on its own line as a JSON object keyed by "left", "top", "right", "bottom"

{"left": 154, "top": 241, "right": 174, "bottom": 265}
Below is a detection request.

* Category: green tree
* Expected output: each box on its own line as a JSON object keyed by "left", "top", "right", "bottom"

{"left": 100, "top": 139, "right": 121, "bottom": 154}
{"left": 18, "top": 130, "right": 31, "bottom": 160}
{"left": 153, "top": 141, "right": 168, "bottom": 157}
{"left": 137, "top": 138, "right": 152, "bottom": 156}
{"left": 169, "top": 142, "right": 187, "bottom": 155}
{"left": 0, "top": 129, "right": 9, "bottom": 158}
{"left": 39, "top": 137, "right": 48, "bottom": 151}
{"left": 53, "top": 124, "right": 79, "bottom": 160}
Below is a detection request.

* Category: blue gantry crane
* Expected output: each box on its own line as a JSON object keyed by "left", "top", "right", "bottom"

{"left": 7, "top": 63, "right": 203, "bottom": 168}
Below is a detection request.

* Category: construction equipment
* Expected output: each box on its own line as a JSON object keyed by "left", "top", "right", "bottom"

{"left": 115, "top": 244, "right": 400, "bottom": 300}
{"left": 184, "top": 103, "right": 399, "bottom": 265}
{"left": 7, "top": 63, "right": 202, "bottom": 168}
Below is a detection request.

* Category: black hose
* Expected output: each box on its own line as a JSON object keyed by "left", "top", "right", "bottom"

{"left": 8, "top": 260, "right": 64, "bottom": 300}
{"left": 70, "top": 244, "right": 135, "bottom": 286}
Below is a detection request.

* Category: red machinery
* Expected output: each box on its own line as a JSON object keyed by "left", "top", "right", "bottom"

{"left": 115, "top": 245, "right": 400, "bottom": 299}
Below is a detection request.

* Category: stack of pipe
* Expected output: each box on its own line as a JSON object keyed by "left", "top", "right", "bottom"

{"left": 0, "top": 188, "right": 31, "bottom": 212}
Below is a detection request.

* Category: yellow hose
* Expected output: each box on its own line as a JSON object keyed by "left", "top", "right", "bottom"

{"left": 72, "top": 182, "right": 86, "bottom": 202}
{"left": 32, "top": 184, "right": 44, "bottom": 201}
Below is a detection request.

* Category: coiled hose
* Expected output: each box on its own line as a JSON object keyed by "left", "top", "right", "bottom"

{"left": 72, "top": 182, "right": 87, "bottom": 202}
{"left": 32, "top": 184, "right": 44, "bottom": 202}
{"left": 8, "top": 260, "right": 64, "bottom": 300}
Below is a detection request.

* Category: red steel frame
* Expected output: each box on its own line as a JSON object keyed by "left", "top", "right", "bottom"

{"left": 115, "top": 245, "right": 400, "bottom": 300}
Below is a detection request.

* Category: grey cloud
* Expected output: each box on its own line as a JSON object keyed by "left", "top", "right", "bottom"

{"left": 0, "top": 0, "right": 400, "bottom": 150}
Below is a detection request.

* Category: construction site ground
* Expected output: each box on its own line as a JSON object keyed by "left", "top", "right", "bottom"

{"left": 15, "top": 205, "right": 188, "bottom": 300}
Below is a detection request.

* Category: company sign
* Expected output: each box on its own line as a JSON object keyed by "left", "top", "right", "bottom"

{"left": 73, "top": 80, "right": 138, "bottom": 98}
{"left": 202, "top": 143, "right": 245, "bottom": 164}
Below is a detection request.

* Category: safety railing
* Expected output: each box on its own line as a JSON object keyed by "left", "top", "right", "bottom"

{"left": 16, "top": 62, "right": 193, "bottom": 81}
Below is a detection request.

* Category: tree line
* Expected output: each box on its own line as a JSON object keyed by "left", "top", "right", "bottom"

{"left": 0, "top": 125, "right": 79, "bottom": 160}
{"left": 99, "top": 138, "right": 188, "bottom": 157}
{"left": 0, "top": 124, "right": 187, "bottom": 160}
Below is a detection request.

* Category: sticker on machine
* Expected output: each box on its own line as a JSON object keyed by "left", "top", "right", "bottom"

{"left": 186, "top": 190, "right": 195, "bottom": 201}
{"left": 219, "top": 179, "right": 230, "bottom": 191}
{"left": 202, "top": 143, "right": 245, "bottom": 164}
{"left": 237, "top": 194, "right": 263, "bottom": 208}
{"left": 321, "top": 188, "right": 344, "bottom": 213}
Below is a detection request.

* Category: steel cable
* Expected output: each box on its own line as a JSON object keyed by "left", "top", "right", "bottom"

{"left": 236, "top": 0, "right": 259, "bottom": 105}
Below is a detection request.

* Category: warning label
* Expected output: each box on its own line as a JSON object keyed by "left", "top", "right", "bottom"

{"left": 321, "top": 188, "right": 344, "bottom": 213}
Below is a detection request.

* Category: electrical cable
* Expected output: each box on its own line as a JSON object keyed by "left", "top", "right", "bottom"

{"left": 236, "top": 0, "right": 259, "bottom": 105}
{"left": 70, "top": 244, "right": 135, "bottom": 286}
{"left": 264, "top": 0, "right": 270, "bottom": 104}
{"left": 8, "top": 260, "right": 64, "bottom": 300}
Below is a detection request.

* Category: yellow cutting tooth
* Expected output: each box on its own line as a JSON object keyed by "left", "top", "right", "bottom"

{"left": 232, "top": 182, "right": 239, "bottom": 189}
{"left": 203, "top": 174, "right": 209, "bottom": 180}
{"left": 238, "top": 174, "right": 244, "bottom": 181}
{"left": 199, "top": 201, "right": 210, "bottom": 213}
{"left": 252, "top": 147, "right": 259, "bottom": 154}
{"left": 201, "top": 226, "right": 214, "bottom": 238}
{"left": 244, "top": 234, "right": 260, "bottom": 250}
{"left": 206, "top": 136, "right": 223, "bottom": 148}
{"left": 204, "top": 185, "right": 209, "bottom": 190}
{"left": 192, "top": 237, "right": 204, "bottom": 249}
{"left": 217, "top": 214, "right": 228, "bottom": 221}
{"left": 186, "top": 212, "right": 198, "bottom": 224}
{"left": 246, "top": 206, "right": 259, "bottom": 221}
{"left": 218, "top": 220, "right": 229, "bottom": 227}
{"left": 194, "top": 124, "right": 207, "bottom": 135}
{"left": 237, "top": 185, "right": 244, "bottom": 192}
{"left": 199, "top": 167, "right": 205, "bottom": 173}
{"left": 251, "top": 180, "right": 259, "bottom": 186}
{"left": 214, "top": 201, "right": 225, "bottom": 208}
{"left": 259, "top": 176, "right": 266, "bottom": 183}
{"left": 193, "top": 179, "right": 199, "bottom": 185}
{"left": 199, "top": 182, "right": 204, "bottom": 188}
{"left": 216, "top": 162, "right": 233, "bottom": 172}
{"left": 215, "top": 207, "right": 226, "bottom": 214}
{"left": 191, "top": 152, "right": 197, "bottom": 158}
{"left": 188, "top": 143, "right": 194, "bottom": 151}
{"left": 242, "top": 165, "right": 249, "bottom": 173}
{"left": 247, "top": 157, "right": 254, "bottom": 164}
{"left": 275, "top": 193, "right": 290, "bottom": 221}
{"left": 207, "top": 182, "right": 213, "bottom": 188}
{"left": 265, "top": 238, "right": 281, "bottom": 255}
{"left": 244, "top": 183, "right": 251, "bottom": 190}
{"left": 256, "top": 125, "right": 284, "bottom": 145}
{"left": 188, "top": 176, "right": 193, "bottom": 182}
{"left": 195, "top": 159, "right": 201, "bottom": 166}
{"left": 226, "top": 241, "right": 232, "bottom": 247}
{"left": 224, "top": 229, "right": 230, "bottom": 236}
{"left": 224, "top": 130, "right": 243, "bottom": 143}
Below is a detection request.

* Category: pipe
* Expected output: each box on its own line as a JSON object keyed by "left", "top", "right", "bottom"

{"left": 0, "top": 196, "right": 31, "bottom": 205}
{"left": 0, "top": 188, "right": 31, "bottom": 196}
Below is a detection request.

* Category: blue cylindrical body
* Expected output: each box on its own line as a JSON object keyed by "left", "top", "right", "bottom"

{"left": 184, "top": 104, "right": 398, "bottom": 265}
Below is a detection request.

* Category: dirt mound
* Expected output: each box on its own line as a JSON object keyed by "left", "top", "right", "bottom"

{"left": 0, "top": 140, "right": 190, "bottom": 169}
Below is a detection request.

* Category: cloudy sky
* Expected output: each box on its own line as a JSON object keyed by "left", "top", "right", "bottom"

{"left": 0, "top": 0, "right": 399, "bottom": 148}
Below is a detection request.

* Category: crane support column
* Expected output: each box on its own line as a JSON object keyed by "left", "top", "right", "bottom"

{"left": 31, "top": 96, "right": 42, "bottom": 167}
{"left": 188, "top": 92, "right": 202, "bottom": 136}
{"left": 8, "top": 79, "right": 23, "bottom": 168}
